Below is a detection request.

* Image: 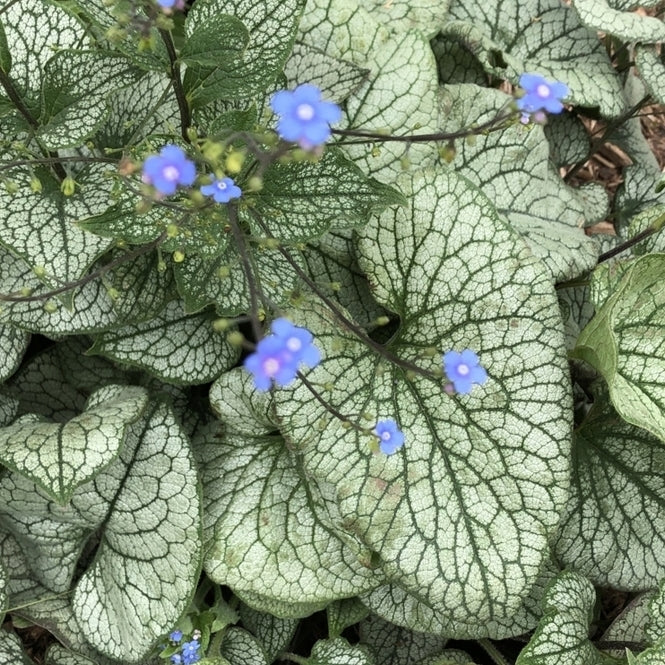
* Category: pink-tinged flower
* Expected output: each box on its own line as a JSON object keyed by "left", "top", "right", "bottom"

{"left": 142, "top": 145, "right": 196, "bottom": 196}
{"left": 443, "top": 349, "right": 488, "bottom": 394}
{"left": 270, "top": 84, "right": 342, "bottom": 149}
{"left": 244, "top": 318, "right": 321, "bottom": 391}
{"left": 374, "top": 419, "right": 405, "bottom": 455}
{"left": 200, "top": 176, "right": 242, "bottom": 203}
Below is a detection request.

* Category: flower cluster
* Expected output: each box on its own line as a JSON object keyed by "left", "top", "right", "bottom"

{"left": 244, "top": 318, "right": 321, "bottom": 391}
{"left": 141, "top": 144, "right": 242, "bottom": 200}
{"left": 270, "top": 84, "right": 342, "bottom": 149}
{"left": 516, "top": 73, "right": 569, "bottom": 124}
{"left": 166, "top": 631, "right": 201, "bottom": 665}
{"left": 443, "top": 350, "right": 488, "bottom": 394}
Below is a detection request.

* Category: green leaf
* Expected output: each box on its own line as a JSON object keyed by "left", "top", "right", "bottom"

{"left": 443, "top": 0, "right": 625, "bottom": 117}
{"left": 341, "top": 31, "right": 440, "bottom": 183}
{"left": 600, "top": 592, "right": 654, "bottom": 659}
{"left": 573, "top": 254, "right": 665, "bottom": 443}
{"left": 88, "top": 301, "right": 240, "bottom": 385}
{"left": 0, "top": 403, "right": 202, "bottom": 661}
{"left": 183, "top": 0, "right": 305, "bottom": 106}
{"left": 38, "top": 51, "right": 141, "bottom": 149}
{"left": 199, "top": 429, "right": 382, "bottom": 613}
{"left": 209, "top": 368, "right": 276, "bottom": 436}
{"left": 364, "top": 0, "right": 452, "bottom": 38}
{"left": 0, "top": 246, "right": 175, "bottom": 336}
{"left": 0, "top": 164, "right": 115, "bottom": 291}
{"left": 298, "top": 0, "right": 391, "bottom": 66}
{"left": 303, "top": 230, "right": 387, "bottom": 330}
{"left": 174, "top": 243, "right": 303, "bottom": 316}
{"left": 327, "top": 597, "right": 370, "bottom": 638}
{"left": 646, "top": 578, "right": 665, "bottom": 645}
{"left": 437, "top": 84, "right": 600, "bottom": 282}
{"left": 359, "top": 614, "right": 447, "bottom": 665}
{"left": 305, "top": 637, "right": 375, "bottom": 665}
{"left": 0, "top": 630, "right": 32, "bottom": 665}
{"left": 636, "top": 47, "right": 665, "bottom": 106}
{"left": 284, "top": 43, "right": 369, "bottom": 104}
{"left": 431, "top": 33, "right": 488, "bottom": 86}
{"left": 245, "top": 149, "right": 405, "bottom": 242}
{"left": 555, "top": 398, "right": 665, "bottom": 589}
{"left": 572, "top": 0, "right": 665, "bottom": 43}
{"left": 220, "top": 628, "right": 268, "bottom": 665}
{"left": 275, "top": 169, "right": 572, "bottom": 637}
{"left": 626, "top": 205, "right": 665, "bottom": 255}
{"left": 0, "top": 21, "right": 11, "bottom": 74}
{"left": 544, "top": 113, "right": 591, "bottom": 167}
{"left": 0, "top": 384, "right": 148, "bottom": 503}
{"left": 44, "top": 646, "right": 98, "bottom": 665}
{"left": 515, "top": 571, "right": 615, "bottom": 665}
{"left": 0, "top": 0, "right": 85, "bottom": 113}
{"left": 0, "top": 393, "right": 17, "bottom": 428}
{"left": 0, "top": 559, "right": 5, "bottom": 626}
{"left": 0, "top": 324, "right": 29, "bottom": 382}
{"left": 238, "top": 603, "right": 299, "bottom": 663}
{"left": 181, "top": 14, "right": 249, "bottom": 68}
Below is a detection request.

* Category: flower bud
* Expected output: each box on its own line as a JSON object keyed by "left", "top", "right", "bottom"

{"left": 61, "top": 177, "right": 76, "bottom": 196}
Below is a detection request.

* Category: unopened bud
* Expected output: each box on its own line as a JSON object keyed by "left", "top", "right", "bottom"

{"left": 225, "top": 151, "right": 245, "bottom": 174}
{"left": 341, "top": 420, "right": 352, "bottom": 429}
{"left": 61, "top": 177, "right": 76, "bottom": 196}
{"left": 173, "top": 250, "right": 185, "bottom": 263}
{"left": 400, "top": 155, "right": 410, "bottom": 170}
{"left": 246, "top": 176, "right": 263, "bottom": 192}
{"left": 465, "top": 134, "right": 477, "bottom": 147}
{"left": 202, "top": 140, "right": 223, "bottom": 162}
{"left": 439, "top": 141, "right": 456, "bottom": 164}
{"left": 30, "top": 177, "right": 42, "bottom": 193}
{"left": 4, "top": 181, "right": 18, "bottom": 194}
{"left": 212, "top": 318, "right": 230, "bottom": 332}
{"left": 107, "top": 287, "right": 120, "bottom": 301}
{"left": 217, "top": 265, "right": 230, "bottom": 279}
{"left": 329, "top": 281, "right": 341, "bottom": 292}
{"left": 375, "top": 316, "right": 390, "bottom": 326}
{"left": 186, "top": 126, "right": 198, "bottom": 143}
{"left": 20, "top": 287, "right": 32, "bottom": 297}
{"left": 166, "top": 224, "right": 179, "bottom": 238}
{"left": 371, "top": 147, "right": 381, "bottom": 158}
{"left": 226, "top": 331, "right": 244, "bottom": 347}
{"left": 43, "top": 300, "right": 58, "bottom": 313}
{"left": 33, "top": 265, "right": 46, "bottom": 278}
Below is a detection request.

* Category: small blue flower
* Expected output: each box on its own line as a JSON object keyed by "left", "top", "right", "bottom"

{"left": 200, "top": 176, "right": 242, "bottom": 203}
{"left": 169, "top": 630, "right": 183, "bottom": 643}
{"left": 170, "top": 655, "right": 183, "bottom": 665}
{"left": 244, "top": 318, "right": 321, "bottom": 392}
{"left": 157, "top": 0, "right": 184, "bottom": 8}
{"left": 443, "top": 350, "right": 488, "bottom": 394}
{"left": 142, "top": 145, "right": 196, "bottom": 196}
{"left": 270, "top": 84, "right": 342, "bottom": 149}
{"left": 181, "top": 641, "right": 201, "bottom": 665}
{"left": 516, "top": 73, "right": 568, "bottom": 115}
{"left": 374, "top": 419, "right": 405, "bottom": 455}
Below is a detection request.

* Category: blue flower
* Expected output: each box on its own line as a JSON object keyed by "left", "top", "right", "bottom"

{"left": 244, "top": 318, "right": 321, "bottom": 392}
{"left": 142, "top": 145, "right": 196, "bottom": 196}
{"left": 374, "top": 419, "right": 404, "bottom": 455}
{"left": 516, "top": 73, "right": 568, "bottom": 115}
{"left": 181, "top": 641, "right": 201, "bottom": 665}
{"left": 443, "top": 350, "right": 488, "bottom": 394}
{"left": 169, "top": 630, "right": 183, "bottom": 643}
{"left": 157, "top": 0, "right": 184, "bottom": 8}
{"left": 200, "top": 176, "right": 242, "bottom": 203}
{"left": 270, "top": 84, "right": 342, "bottom": 149}
{"left": 170, "top": 655, "right": 183, "bottom": 665}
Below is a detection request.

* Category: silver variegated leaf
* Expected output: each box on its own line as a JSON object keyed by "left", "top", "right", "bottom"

{"left": 220, "top": 627, "right": 268, "bottom": 665}
{"left": 0, "top": 323, "right": 29, "bottom": 382}
{"left": 0, "top": 630, "right": 32, "bottom": 665}
{"left": 238, "top": 603, "right": 299, "bottom": 663}
{"left": 274, "top": 169, "right": 571, "bottom": 637}
{"left": 572, "top": 0, "right": 665, "bottom": 43}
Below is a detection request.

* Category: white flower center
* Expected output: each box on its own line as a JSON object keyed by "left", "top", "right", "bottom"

{"left": 536, "top": 83, "right": 551, "bottom": 98}
{"left": 263, "top": 357, "right": 280, "bottom": 376}
{"left": 286, "top": 336, "right": 302, "bottom": 352}
{"left": 457, "top": 363, "right": 470, "bottom": 376}
{"left": 216, "top": 180, "right": 228, "bottom": 191}
{"left": 381, "top": 431, "right": 391, "bottom": 440}
{"left": 296, "top": 103, "right": 315, "bottom": 120}
{"left": 162, "top": 165, "right": 180, "bottom": 181}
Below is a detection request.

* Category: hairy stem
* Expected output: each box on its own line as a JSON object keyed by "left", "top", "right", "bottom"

{"left": 597, "top": 225, "right": 661, "bottom": 263}
{"left": 478, "top": 639, "right": 513, "bottom": 665}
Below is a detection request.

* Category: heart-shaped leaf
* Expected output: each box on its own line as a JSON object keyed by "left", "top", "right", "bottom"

{"left": 572, "top": 0, "right": 665, "bottom": 43}
{"left": 274, "top": 169, "right": 572, "bottom": 636}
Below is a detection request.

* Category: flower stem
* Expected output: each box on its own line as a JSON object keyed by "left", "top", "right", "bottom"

{"left": 159, "top": 28, "right": 191, "bottom": 142}
{"left": 478, "top": 639, "right": 513, "bottom": 665}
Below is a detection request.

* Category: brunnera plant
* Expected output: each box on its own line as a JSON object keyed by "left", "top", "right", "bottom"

{"left": 0, "top": 0, "right": 665, "bottom": 664}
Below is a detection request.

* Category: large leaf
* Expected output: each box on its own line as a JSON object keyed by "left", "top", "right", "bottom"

{"left": 0, "top": 164, "right": 115, "bottom": 291}
{"left": 341, "top": 31, "right": 440, "bottom": 183}
{"left": 274, "top": 169, "right": 572, "bottom": 637}
{"left": 220, "top": 628, "right": 268, "bottom": 665}
{"left": 0, "top": 246, "right": 175, "bottom": 336}
{"left": 327, "top": 597, "right": 370, "bottom": 637}
{"left": 515, "top": 571, "right": 614, "bottom": 665}
{"left": 0, "top": 324, "right": 29, "bottom": 382}
{"left": 555, "top": 398, "right": 665, "bottom": 590}
{"left": 244, "top": 149, "right": 405, "bottom": 242}
{"left": 38, "top": 51, "right": 140, "bottom": 149}
{"left": 0, "top": 630, "right": 32, "bottom": 665}
{"left": 359, "top": 614, "right": 447, "bottom": 665}
{"left": 305, "top": 638, "right": 375, "bottom": 665}
{"left": 364, "top": 0, "right": 452, "bottom": 37}
{"left": 443, "top": 0, "right": 625, "bottom": 117}
{"left": 437, "top": 84, "right": 599, "bottom": 282}
{"left": 0, "top": 403, "right": 202, "bottom": 661}
{"left": 183, "top": 0, "right": 305, "bottom": 106}
{"left": 572, "top": 0, "right": 665, "bottom": 43}
{"left": 0, "top": 0, "right": 85, "bottom": 113}
{"left": 573, "top": 253, "right": 665, "bottom": 443}
{"left": 0, "top": 384, "right": 148, "bottom": 503}
{"left": 284, "top": 43, "right": 369, "bottom": 104}
{"left": 88, "top": 301, "right": 239, "bottom": 385}
{"left": 198, "top": 428, "right": 383, "bottom": 613}
{"left": 238, "top": 604, "right": 299, "bottom": 663}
